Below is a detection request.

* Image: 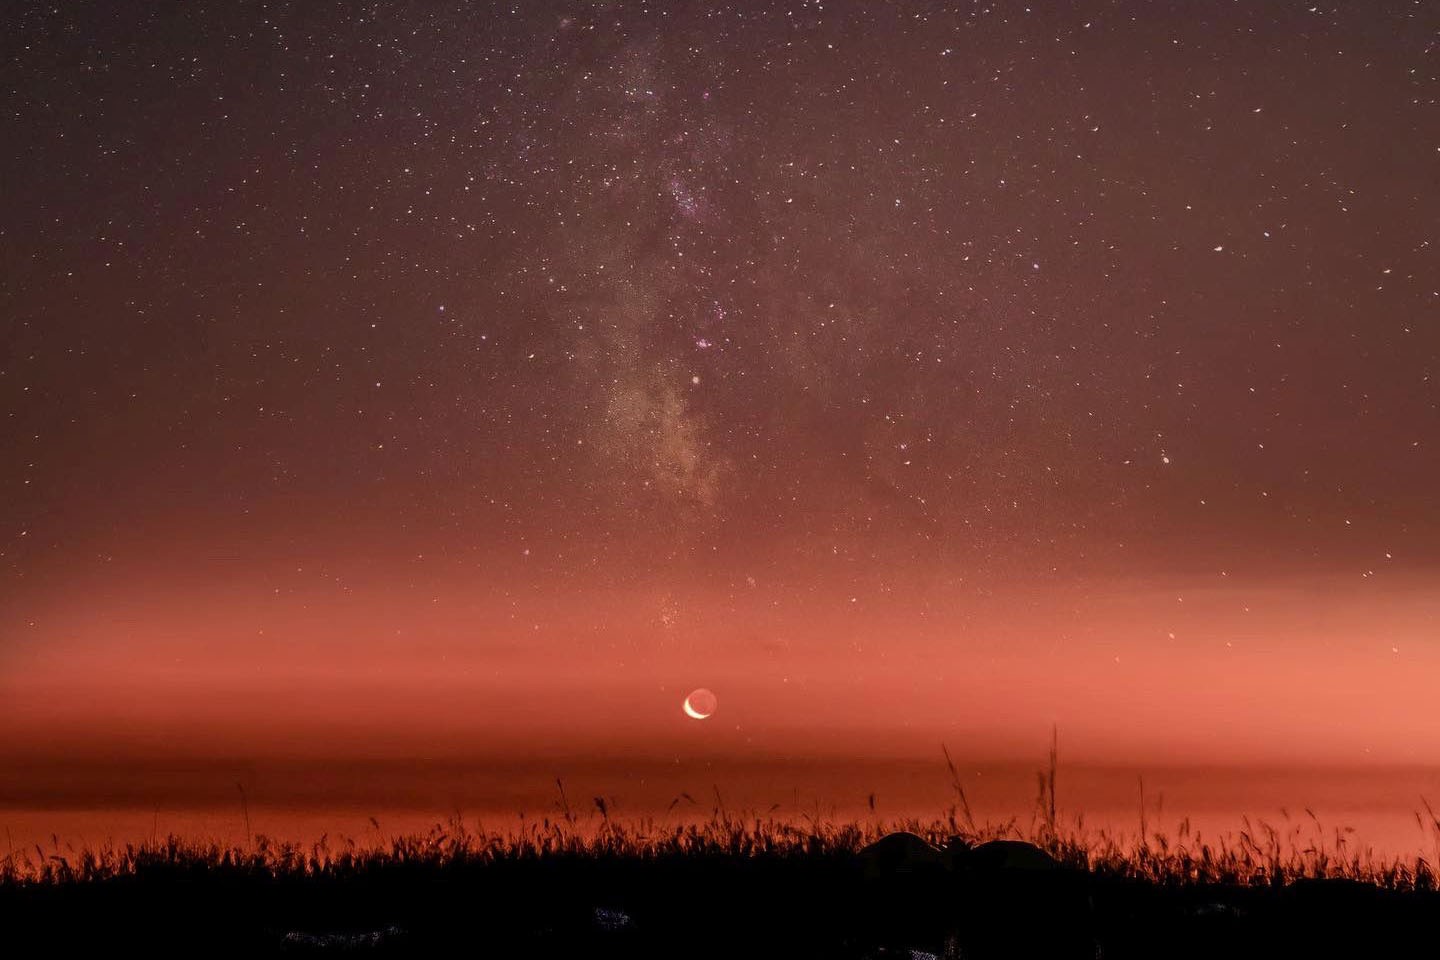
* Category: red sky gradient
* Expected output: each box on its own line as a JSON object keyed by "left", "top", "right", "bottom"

{"left": 2, "top": 1, "right": 1438, "bottom": 846}
{"left": 6, "top": 563, "right": 1438, "bottom": 771}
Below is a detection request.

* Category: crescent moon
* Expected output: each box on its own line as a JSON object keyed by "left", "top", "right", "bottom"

{"left": 682, "top": 688, "right": 717, "bottom": 720}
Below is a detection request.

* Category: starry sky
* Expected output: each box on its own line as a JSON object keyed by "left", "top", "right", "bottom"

{"left": 2, "top": 0, "right": 1439, "bottom": 791}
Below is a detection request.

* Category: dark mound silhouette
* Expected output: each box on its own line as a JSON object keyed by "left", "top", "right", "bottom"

{"left": 2, "top": 825, "right": 1436, "bottom": 958}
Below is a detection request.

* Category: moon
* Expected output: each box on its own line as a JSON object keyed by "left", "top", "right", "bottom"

{"left": 682, "top": 688, "right": 717, "bottom": 720}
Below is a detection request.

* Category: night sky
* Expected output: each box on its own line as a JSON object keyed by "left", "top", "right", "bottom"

{"left": 3, "top": 0, "right": 1439, "bottom": 795}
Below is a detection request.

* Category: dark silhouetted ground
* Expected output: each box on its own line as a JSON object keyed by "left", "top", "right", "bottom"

{"left": 3, "top": 816, "right": 1437, "bottom": 958}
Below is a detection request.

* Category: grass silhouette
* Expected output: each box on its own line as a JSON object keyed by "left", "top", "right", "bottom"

{"left": 5, "top": 752, "right": 1440, "bottom": 956}
{"left": 4, "top": 802, "right": 1436, "bottom": 890}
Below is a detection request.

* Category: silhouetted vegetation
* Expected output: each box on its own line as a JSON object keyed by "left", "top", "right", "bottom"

{"left": 5, "top": 788, "right": 1440, "bottom": 957}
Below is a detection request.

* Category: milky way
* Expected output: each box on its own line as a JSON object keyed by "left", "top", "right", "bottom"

{"left": 2, "top": 2, "right": 1438, "bottom": 770}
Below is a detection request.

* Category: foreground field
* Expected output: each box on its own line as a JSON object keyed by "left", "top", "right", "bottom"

{"left": 4, "top": 799, "right": 1440, "bottom": 958}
